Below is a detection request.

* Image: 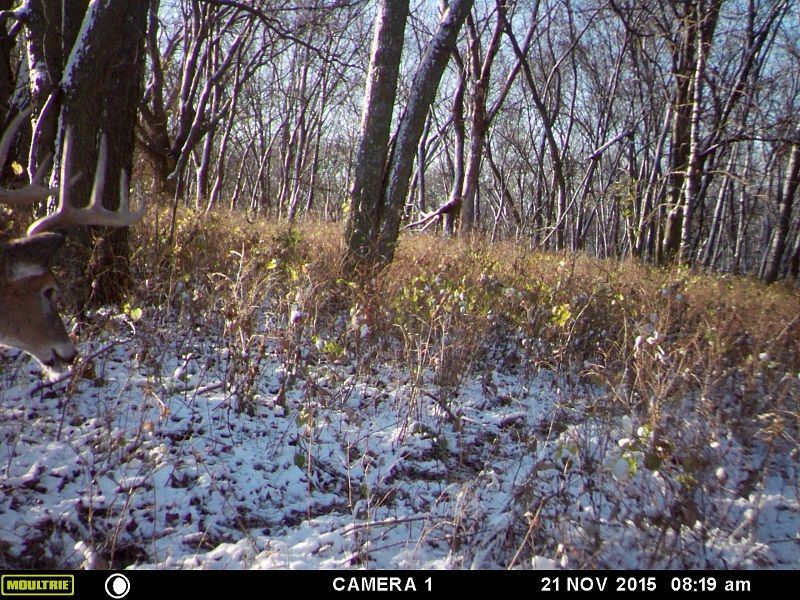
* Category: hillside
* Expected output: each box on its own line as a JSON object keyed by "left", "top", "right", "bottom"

{"left": 1, "top": 213, "right": 798, "bottom": 569}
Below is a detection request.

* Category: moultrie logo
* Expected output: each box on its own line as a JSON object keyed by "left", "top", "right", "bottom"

{"left": 1, "top": 574, "right": 74, "bottom": 596}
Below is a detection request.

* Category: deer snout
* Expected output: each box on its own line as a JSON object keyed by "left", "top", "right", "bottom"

{"left": 0, "top": 266, "right": 77, "bottom": 370}
{"left": 45, "top": 339, "right": 77, "bottom": 368}
{"left": 15, "top": 327, "right": 76, "bottom": 370}
{"left": 36, "top": 286, "right": 77, "bottom": 369}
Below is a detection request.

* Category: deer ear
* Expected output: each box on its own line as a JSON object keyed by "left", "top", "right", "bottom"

{"left": 6, "top": 232, "right": 66, "bottom": 265}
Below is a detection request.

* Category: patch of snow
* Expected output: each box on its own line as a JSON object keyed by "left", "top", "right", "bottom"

{"left": 0, "top": 305, "right": 797, "bottom": 570}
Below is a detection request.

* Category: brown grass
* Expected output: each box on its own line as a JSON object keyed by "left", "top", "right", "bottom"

{"left": 128, "top": 208, "right": 799, "bottom": 439}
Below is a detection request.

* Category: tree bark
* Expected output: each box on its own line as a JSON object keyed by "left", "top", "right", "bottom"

{"left": 376, "top": 0, "right": 474, "bottom": 264}
{"left": 56, "top": 0, "right": 149, "bottom": 306}
{"left": 22, "top": 0, "right": 69, "bottom": 183}
{"left": 444, "top": 51, "right": 466, "bottom": 235}
{"left": 0, "top": 0, "right": 17, "bottom": 125}
{"left": 343, "top": 0, "right": 409, "bottom": 268}
{"left": 763, "top": 124, "right": 800, "bottom": 283}
{"left": 459, "top": 3, "right": 504, "bottom": 234}
{"left": 661, "top": 4, "right": 697, "bottom": 263}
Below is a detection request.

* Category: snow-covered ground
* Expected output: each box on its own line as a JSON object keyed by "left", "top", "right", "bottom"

{"left": 1, "top": 308, "right": 798, "bottom": 569}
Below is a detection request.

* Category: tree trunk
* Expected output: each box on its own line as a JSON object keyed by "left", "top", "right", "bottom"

{"left": 22, "top": 0, "right": 70, "bottom": 183}
{"left": 0, "top": 0, "right": 14, "bottom": 126}
{"left": 376, "top": 0, "right": 474, "bottom": 264}
{"left": 763, "top": 124, "right": 800, "bottom": 283}
{"left": 459, "top": 4, "right": 504, "bottom": 235}
{"left": 661, "top": 4, "right": 697, "bottom": 263}
{"left": 343, "top": 0, "right": 409, "bottom": 269}
{"left": 679, "top": 1, "right": 712, "bottom": 265}
{"left": 444, "top": 53, "right": 466, "bottom": 234}
{"left": 56, "top": 0, "right": 148, "bottom": 307}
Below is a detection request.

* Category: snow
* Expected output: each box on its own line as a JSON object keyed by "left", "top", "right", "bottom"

{"left": 1, "top": 307, "right": 798, "bottom": 570}
{"left": 61, "top": 0, "right": 103, "bottom": 91}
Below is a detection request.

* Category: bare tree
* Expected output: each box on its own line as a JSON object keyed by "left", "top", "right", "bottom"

{"left": 763, "top": 124, "right": 800, "bottom": 283}
{"left": 139, "top": 1, "right": 261, "bottom": 199}
{"left": 375, "top": 0, "right": 474, "bottom": 263}
{"left": 343, "top": 0, "right": 409, "bottom": 266}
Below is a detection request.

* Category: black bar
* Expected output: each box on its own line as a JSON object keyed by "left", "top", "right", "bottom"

{"left": 0, "top": 570, "right": 792, "bottom": 596}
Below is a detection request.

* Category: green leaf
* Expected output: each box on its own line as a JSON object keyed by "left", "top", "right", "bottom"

{"left": 551, "top": 303, "right": 572, "bottom": 328}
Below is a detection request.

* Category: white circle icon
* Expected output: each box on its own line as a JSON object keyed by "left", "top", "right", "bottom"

{"left": 104, "top": 574, "right": 131, "bottom": 599}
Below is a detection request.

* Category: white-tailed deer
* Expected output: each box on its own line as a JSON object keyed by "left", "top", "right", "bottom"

{"left": 0, "top": 108, "right": 143, "bottom": 369}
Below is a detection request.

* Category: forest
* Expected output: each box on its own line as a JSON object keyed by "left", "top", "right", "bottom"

{"left": 0, "top": 1, "right": 798, "bottom": 278}
{"left": 0, "top": 0, "right": 798, "bottom": 571}
{"left": 150, "top": 0, "right": 800, "bottom": 279}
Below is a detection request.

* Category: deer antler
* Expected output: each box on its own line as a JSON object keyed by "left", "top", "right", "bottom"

{"left": 27, "top": 128, "right": 143, "bottom": 236}
{"left": 0, "top": 106, "right": 56, "bottom": 206}
{"left": 0, "top": 115, "right": 143, "bottom": 372}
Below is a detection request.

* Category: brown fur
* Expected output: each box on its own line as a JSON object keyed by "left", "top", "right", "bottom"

{"left": 0, "top": 233, "right": 76, "bottom": 367}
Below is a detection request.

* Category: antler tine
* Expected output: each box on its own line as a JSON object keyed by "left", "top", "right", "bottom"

{"left": 118, "top": 168, "right": 141, "bottom": 223}
{"left": 0, "top": 106, "right": 56, "bottom": 206}
{"left": 87, "top": 130, "right": 108, "bottom": 212}
{"left": 0, "top": 107, "right": 30, "bottom": 170}
{"left": 27, "top": 129, "right": 143, "bottom": 236}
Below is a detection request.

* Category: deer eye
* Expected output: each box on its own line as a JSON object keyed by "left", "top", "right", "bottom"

{"left": 42, "top": 286, "right": 61, "bottom": 305}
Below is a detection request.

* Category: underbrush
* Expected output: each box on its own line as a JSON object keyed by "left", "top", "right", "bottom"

{"left": 2, "top": 207, "right": 797, "bottom": 569}
{"left": 127, "top": 208, "right": 800, "bottom": 566}
{"left": 133, "top": 208, "right": 799, "bottom": 431}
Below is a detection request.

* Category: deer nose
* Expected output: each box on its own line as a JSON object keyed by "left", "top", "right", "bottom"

{"left": 44, "top": 341, "right": 77, "bottom": 368}
{"left": 56, "top": 342, "right": 77, "bottom": 364}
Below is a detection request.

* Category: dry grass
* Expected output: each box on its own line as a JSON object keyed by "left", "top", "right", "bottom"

{"left": 5, "top": 205, "right": 798, "bottom": 568}
{"left": 131, "top": 212, "right": 800, "bottom": 567}
{"left": 131, "top": 208, "right": 799, "bottom": 409}
{"left": 125, "top": 210, "right": 800, "bottom": 466}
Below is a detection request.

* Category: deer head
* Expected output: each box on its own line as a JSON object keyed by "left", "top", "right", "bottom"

{"left": 0, "top": 107, "right": 143, "bottom": 370}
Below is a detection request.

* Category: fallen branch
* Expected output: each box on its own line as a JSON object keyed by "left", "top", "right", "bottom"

{"left": 404, "top": 197, "right": 460, "bottom": 231}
